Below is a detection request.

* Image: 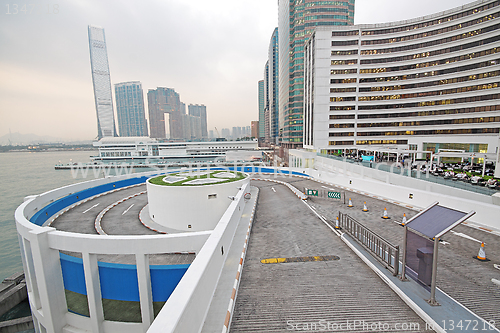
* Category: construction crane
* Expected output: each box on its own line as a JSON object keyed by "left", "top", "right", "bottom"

{"left": 214, "top": 127, "right": 220, "bottom": 138}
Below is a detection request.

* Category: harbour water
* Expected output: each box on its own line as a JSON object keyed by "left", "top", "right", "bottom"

{"left": 0, "top": 150, "right": 96, "bottom": 282}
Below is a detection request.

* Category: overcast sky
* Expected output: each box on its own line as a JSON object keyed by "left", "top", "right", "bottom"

{"left": 0, "top": 0, "right": 476, "bottom": 141}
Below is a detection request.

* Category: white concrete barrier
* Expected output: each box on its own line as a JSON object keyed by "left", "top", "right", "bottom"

{"left": 301, "top": 156, "right": 500, "bottom": 233}
{"left": 14, "top": 170, "right": 241, "bottom": 333}
{"left": 147, "top": 182, "right": 249, "bottom": 333}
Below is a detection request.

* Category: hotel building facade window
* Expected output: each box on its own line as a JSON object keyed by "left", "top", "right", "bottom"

{"left": 303, "top": 0, "right": 500, "bottom": 157}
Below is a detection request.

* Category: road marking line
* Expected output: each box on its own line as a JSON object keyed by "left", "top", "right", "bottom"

{"left": 122, "top": 204, "right": 134, "bottom": 215}
{"left": 302, "top": 200, "right": 341, "bottom": 237}
{"left": 82, "top": 203, "right": 100, "bottom": 214}
{"left": 450, "top": 230, "right": 482, "bottom": 243}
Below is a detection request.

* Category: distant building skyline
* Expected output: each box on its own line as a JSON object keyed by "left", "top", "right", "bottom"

{"left": 115, "top": 81, "right": 148, "bottom": 137}
{"left": 88, "top": 25, "right": 117, "bottom": 139}
{"left": 87, "top": 27, "right": 252, "bottom": 142}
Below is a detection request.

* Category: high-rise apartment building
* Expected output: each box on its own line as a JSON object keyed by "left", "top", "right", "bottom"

{"left": 147, "top": 87, "right": 183, "bottom": 139}
{"left": 251, "top": 121, "right": 259, "bottom": 138}
{"left": 182, "top": 114, "right": 202, "bottom": 140}
{"left": 278, "top": 0, "right": 355, "bottom": 148}
{"left": 114, "top": 81, "right": 148, "bottom": 137}
{"left": 88, "top": 25, "right": 117, "bottom": 139}
{"left": 258, "top": 80, "right": 265, "bottom": 141}
{"left": 267, "top": 28, "right": 279, "bottom": 145}
{"left": 188, "top": 104, "right": 208, "bottom": 138}
{"left": 264, "top": 61, "right": 270, "bottom": 143}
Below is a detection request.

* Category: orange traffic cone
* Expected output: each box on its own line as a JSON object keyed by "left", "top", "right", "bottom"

{"left": 382, "top": 207, "right": 389, "bottom": 219}
{"left": 335, "top": 216, "right": 340, "bottom": 229}
{"left": 348, "top": 198, "right": 353, "bottom": 207}
{"left": 475, "top": 242, "right": 488, "bottom": 261}
{"left": 401, "top": 213, "right": 407, "bottom": 226}
{"left": 362, "top": 202, "right": 368, "bottom": 212}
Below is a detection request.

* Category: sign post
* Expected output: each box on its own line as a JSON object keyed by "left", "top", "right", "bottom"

{"left": 306, "top": 189, "right": 318, "bottom": 197}
{"left": 327, "top": 191, "right": 341, "bottom": 199}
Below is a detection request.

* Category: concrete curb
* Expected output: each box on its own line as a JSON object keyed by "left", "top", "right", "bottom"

{"left": 138, "top": 205, "right": 168, "bottom": 234}
{"left": 222, "top": 187, "right": 259, "bottom": 333}
{"left": 47, "top": 183, "right": 144, "bottom": 227}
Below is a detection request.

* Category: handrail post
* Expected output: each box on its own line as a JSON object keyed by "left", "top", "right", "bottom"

{"left": 400, "top": 226, "right": 408, "bottom": 281}
{"left": 394, "top": 245, "right": 400, "bottom": 276}
{"left": 428, "top": 237, "right": 440, "bottom": 306}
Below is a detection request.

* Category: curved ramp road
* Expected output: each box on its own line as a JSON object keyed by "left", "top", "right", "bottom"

{"left": 50, "top": 184, "right": 195, "bottom": 265}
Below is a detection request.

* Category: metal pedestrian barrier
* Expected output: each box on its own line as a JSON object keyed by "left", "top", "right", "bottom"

{"left": 338, "top": 211, "right": 400, "bottom": 276}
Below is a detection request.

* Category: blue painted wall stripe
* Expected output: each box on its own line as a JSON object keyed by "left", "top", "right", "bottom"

{"left": 30, "top": 176, "right": 152, "bottom": 226}
{"left": 60, "top": 253, "right": 189, "bottom": 302}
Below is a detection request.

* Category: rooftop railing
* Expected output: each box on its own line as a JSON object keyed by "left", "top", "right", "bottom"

{"left": 318, "top": 153, "right": 498, "bottom": 196}
{"left": 338, "top": 212, "right": 400, "bottom": 276}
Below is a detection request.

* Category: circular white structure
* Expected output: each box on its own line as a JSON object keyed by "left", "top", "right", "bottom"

{"left": 147, "top": 171, "right": 249, "bottom": 232}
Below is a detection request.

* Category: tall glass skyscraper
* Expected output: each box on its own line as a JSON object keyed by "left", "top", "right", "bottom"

{"left": 268, "top": 28, "right": 279, "bottom": 145}
{"left": 115, "top": 81, "right": 148, "bottom": 137}
{"left": 88, "top": 25, "right": 116, "bottom": 139}
{"left": 258, "top": 80, "right": 265, "bottom": 141}
{"left": 278, "top": 0, "right": 355, "bottom": 148}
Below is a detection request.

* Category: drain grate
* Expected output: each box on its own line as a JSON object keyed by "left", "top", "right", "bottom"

{"left": 261, "top": 255, "right": 340, "bottom": 264}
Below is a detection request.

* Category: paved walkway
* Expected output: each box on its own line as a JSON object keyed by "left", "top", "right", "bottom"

{"left": 253, "top": 175, "right": 500, "bottom": 327}
{"left": 229, "top": 180, "right": 433, "bottom": 333}
{"left": 299, "top": 177, "right": 500, "bottom": 327}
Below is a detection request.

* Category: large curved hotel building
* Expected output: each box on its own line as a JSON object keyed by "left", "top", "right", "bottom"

{"left": 303, "top": 0, "right": 500, "bottom": 166}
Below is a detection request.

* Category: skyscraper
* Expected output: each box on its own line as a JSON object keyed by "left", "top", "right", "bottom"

{"left": 188, "top": 104, "right": 208, "bottom": 138}
{"left": 114, "top": 81, "right": 148, "bottom": 137}
{"left": 258, "top": 80, "right": 265, "bottom": 142}
{"left": 251, "top": 121, "right": 259, "bottom": 139}
{"left": 267, "top": 28, "right": 279, "bottom": 145}
{"left": 88, "top": 25, "right": 117, "bottom": 139}
{"left": 264, "top": 61, "right": 270, "bottom": 143}
{"left": 147, "top": 87, "right": 183, "bottom": 139}
{"left": 278, "top": 0, "right": 355, "bottom": 148}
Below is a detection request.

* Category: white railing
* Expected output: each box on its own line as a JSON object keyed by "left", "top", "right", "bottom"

{"left": 147, "top": 181, "right": 249, "bottom": 333}
{"left": 15, "top": 171, "right": 250, "bottom": 333}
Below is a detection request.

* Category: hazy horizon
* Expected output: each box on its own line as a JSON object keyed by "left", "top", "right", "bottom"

{"left": 0, "top": 0, "right": 476, "bottom": 141}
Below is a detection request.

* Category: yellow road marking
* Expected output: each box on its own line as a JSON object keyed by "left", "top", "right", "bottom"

{"left": 261, "top": 255, "right": 340, "bottom": 264}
